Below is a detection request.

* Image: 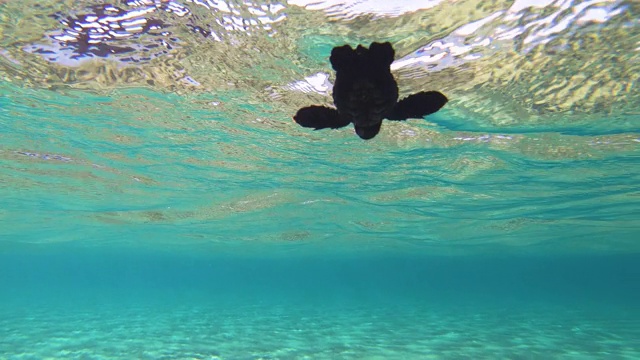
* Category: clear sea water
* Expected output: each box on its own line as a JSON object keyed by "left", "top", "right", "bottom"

{"left": 1, "top": 0, "right": 639, "bottom": 358}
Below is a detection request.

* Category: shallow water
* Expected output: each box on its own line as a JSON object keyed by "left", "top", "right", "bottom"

{"left": 1, "top": 0, "right": 639, "bottom": 358}
{"left": 1, "top": 250, "right": 639, "bottom": 359}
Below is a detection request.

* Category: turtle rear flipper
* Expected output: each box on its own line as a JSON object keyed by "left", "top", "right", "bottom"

{"left": 367, "top": 42, "right": 395, "bottom": 68}
{"left": 388, "top": 91, "right": 448, "bottom": 121}
{"left": 330, "top": 45, "right": 357, "bottom": 72}
{"left": 293, "top": 106, "right": 349, "bottom": 130}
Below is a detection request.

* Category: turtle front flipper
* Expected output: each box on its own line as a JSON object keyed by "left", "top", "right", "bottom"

{"left": 387, "top": 91, "right": 448, "bottom": 121}
{"left": 354, "top": 121, "right": 382, "bottom": 140}
{"left": 294, "top": 106, "right": 350, "bottom": 130}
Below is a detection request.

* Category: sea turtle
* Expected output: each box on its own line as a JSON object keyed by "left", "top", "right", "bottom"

{"left": 294, "top": 42, "right": 448, "bottom": 140}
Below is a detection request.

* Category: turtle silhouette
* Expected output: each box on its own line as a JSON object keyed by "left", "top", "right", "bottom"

{"left": 294, "top": 42, "right": 448, "bottom": 140}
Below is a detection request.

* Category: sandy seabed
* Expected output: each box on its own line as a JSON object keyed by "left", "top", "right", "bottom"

{"left": 1, "top": 301, "right": 638, "bottom": 359}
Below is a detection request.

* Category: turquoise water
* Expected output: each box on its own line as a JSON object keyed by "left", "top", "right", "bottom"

{"left": 1, "top": 250, "right": 639, "bottom": 358}
{"left": 1, "top": 0, "right": 640, "bottom": 358}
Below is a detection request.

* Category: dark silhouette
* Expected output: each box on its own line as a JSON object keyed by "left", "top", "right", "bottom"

{"left": 294, "top": 42, "right": 448, "bottom": 140}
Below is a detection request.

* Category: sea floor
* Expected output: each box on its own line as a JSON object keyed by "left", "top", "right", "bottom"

{"left": 1, "top": 300, "right": 638, "bottom": 359}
